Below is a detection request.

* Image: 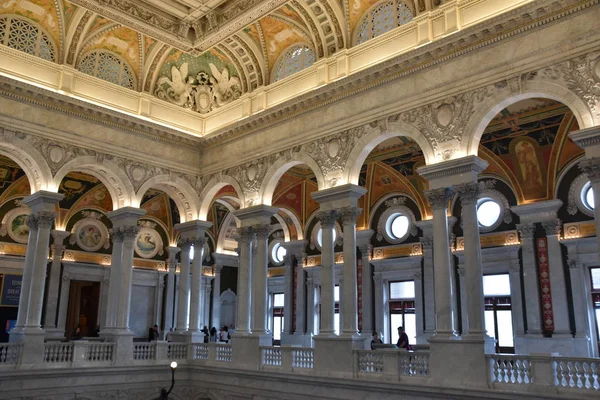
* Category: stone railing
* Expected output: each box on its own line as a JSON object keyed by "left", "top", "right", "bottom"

{"left": 260, "top": 346, "right": 282, "bottom": 367}
{"left": 133, "top": 342, "right": 156, "bottom": 361}
{"left": 291, "top": 348, "right": 314, "bottom": 369}
{"left": 84, "top": 343, "right": 115, "bottom": 364}
{"left": 398, "top": 351, "right": 429, "bottom": 377}
{"left": 192, "top": 343, "right": 209, "bottom": 360}
{"left": 167, "top": 343, "right": 188, "bottom": 360}
{"left": 353, "top": 349, "right": 430, "bottom": 379}
{"left": 259, "top": 346, "right": 315, "bottom": 372}
{"left": 487, "top": 354, "right": 600, "bottom": 393}
{"left": 0, "top": 344, "right": 21, "bottom": 366}
{"left": 44, "top": 342, "right": 74, "bottom": 365}
{"left": 215, "top": 344, "right": 232, "bottom": 362}
{"left": 355, "top": 350, "right": 384, "bottom": 376}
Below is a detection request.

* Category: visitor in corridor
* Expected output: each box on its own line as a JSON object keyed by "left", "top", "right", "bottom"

{"left": 148, "top": 324, "right": 160, "bottom": 341}
{"left": 201, "top": 326, "right": 209, "bottom": 343}
{"left": 210, "top": 326, "right": 217, "bottom": 342}
{"left": 371, "top": 332, "right": 383, "bottom": 350}
{"left": 72, "top": 326, "right": 82, "bottom": 340}
{"left": 396, "top": 326, "right": 411, "bottom": 350}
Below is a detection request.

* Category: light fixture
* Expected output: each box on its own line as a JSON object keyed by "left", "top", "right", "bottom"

{"left": 157, "top": 361, "right": 178, "bottom": 399}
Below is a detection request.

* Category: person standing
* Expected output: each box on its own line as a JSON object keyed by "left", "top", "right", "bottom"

{"left": 396, "top": 326, "right": 411, "bottom": 350}
{"left": 148, "top": 324, "right": 160, "bottom": 341}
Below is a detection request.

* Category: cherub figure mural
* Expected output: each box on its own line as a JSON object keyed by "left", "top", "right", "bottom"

{"left": 155, "top": 62, "right": 241, "bottom": 114}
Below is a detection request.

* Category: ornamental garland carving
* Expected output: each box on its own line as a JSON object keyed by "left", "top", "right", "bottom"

{"left": 542, "top": 52, "right": 600, "bottom": 120}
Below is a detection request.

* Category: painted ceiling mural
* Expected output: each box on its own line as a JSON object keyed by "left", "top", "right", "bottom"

{"left": 0, "top": 0, "right": 435, "bottom": 112}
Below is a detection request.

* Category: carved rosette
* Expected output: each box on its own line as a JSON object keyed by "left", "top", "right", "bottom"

{"left": 516, "top": 223, "right": 536, "bottom": 240}
{"left": 454, "top": 182, "right": 482, "bottom": 206}
{"left": 424, "top": 188, "right": 454, "bottom": 210}
{"left": 339, "top": 207, "right": 362, "bottom": 225}
{"left": 316, "top": 210, "right": 340, "bottom": 228}
{"left": 580, "top": 157, "right": 600, "bottom": 183}
{"left": 542, "top": 219, "right": 562, "bottom": 236}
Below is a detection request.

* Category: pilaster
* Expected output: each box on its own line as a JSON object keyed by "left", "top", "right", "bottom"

{"left": 357, "top": 230, "right": 374, "bottom": 335}
{"left": 44, "top": 230, "right": 70, "bottom": 339}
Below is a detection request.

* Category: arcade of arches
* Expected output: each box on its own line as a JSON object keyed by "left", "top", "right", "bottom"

{"left": 1, "top": 0, "right": 600, "bottom": 399}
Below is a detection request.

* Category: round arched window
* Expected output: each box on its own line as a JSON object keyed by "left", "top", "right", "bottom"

{"left": 386, "top": 213, "right": 410, "bottom": 240}
{"left": 271, "top": 242, "right": 287, "bottom": 264}
{"left": 271, "top": 45, "right": 316, "bottom": 83}
{"left": 317, "top": 227, "right": 337, "bottom": 247}
{"left": 476, "top": 198, "right": 502, "bottom": 228}
{"left": 582, "top": 182, "right": 595, "bottom": 210}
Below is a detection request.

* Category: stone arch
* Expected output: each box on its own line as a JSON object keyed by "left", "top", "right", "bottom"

{"left": 134, "top": 175, "right": 199, "bottom": 223}
{"left": 215, "top": 201, "right": 241, "bottom": 253}
{"left": 52, "top": 156, "right": 134, "bottom": 210}
{"left": 259, "top": 153, "right": 326, "bottom": 206}
{"left": 343, "top": 122, "right": 435, "bottom": 185}
{"left": 279, "top": 207, "right": 304, "bottom": 241}
{"left": 198, "top": 176, "right": 245, "bottom": 221}
{"left": 465, "top": 80, "right": 595, "bottom": 156}
{"left": 0, "top": 137, "right": 52, "bottom": 193}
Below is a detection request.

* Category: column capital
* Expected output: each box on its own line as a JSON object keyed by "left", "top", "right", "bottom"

{"left": 511, "top": 200, "right": 561, "bottom": 224}
{"left": 177, "top": 237, "right": 195, "bottom": 250}
{"left": 121, "top": 226, "right": 140, "bottom": 241}
{"left": 23, "top": 190, "right": 63, "bottom": 213}
{"left": 27, "top": 211, "right": 56, "bottom": 229}
{"left": 235, "top": 226, "right": 254, "bottom": 244}
{"left": 358, "top": 244, "right": 373, "bottom": 258}
{"left": 339, "top": 207, "right": 362, "bottom": 224}
{"left": 166, "top": 246, "right": 181, "bottom": 260}
{"left": 516, "top": 223, "right": 536, "bottom": 240}
{"left": 191, "top": 237, "right": 208, "bottom": 247}
{"left": 356, "top": 229, "right": 374, "bottom": 247}
{"left": 233, "top": 204, "right": 278, "bottom": 226}
{"left": 417, "top": 156, "right": 488, "bottom": 189}
{"left": 51, "top": 230, "right": 70, "bottom": 243}
{"left": 424, "top": 187, "right": 454, "bottom": 210}
{"left": 570, "top": 126, "right": 600, "bottom": 156}
{"left": 454, "top": 182, "right": 483, "bottom": 205}
{"left": 282, "top": 240, "right": 306, "bottom": 259}
{"left": 252, "top": 224, "right": 271, "bottom": 239}
{"left": 311, "top": 184, "right": 367, "bottom": 210}
{"left": 107, "top": 207, "right": 146, "bottom": 229}
{"left": 316, "top": 210, "right": 340, "bottom": 228}
{"left": 579, "top": 157, "right": 600, "bottom": 182}
{"left": 420, "top": 236, "right": 433, "bottom": 250}
{"left": 175, "top": 220, "right": 212, "bottom": 240}
{"left": 542, "top": 219, "right": 562, "bottom": 236}
{"left": 109, "top": 228, "right": 125, "bottom": 243}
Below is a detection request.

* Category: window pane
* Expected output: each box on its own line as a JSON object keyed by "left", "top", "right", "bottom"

{"left": 273, "top": 316, "right": 282, "bottom": 340}
{"left": 477, "top": 199, "right": 501, "bottom": 227}
{"left": 586, "top": 186, "right": 595, "bottom": 209}
{"left": 485, "top": 310, "right": 496, "bottom": 340}
{"left": 595, "top": 309, "right": 600, "bottom": 344}
{"left": 390, "top": 215, "right": 409, "bottom": 239}
{"left": 334, "top": 312, "right": 340, "bottom": 335}
{"left": 591, "top": 268, "right": 600, "bottom": 290}
{"left": 483, "top": 274, "right": 511, "bottom": 296}
{"left": 496, "top": 310, "right": 514, "bottom": 347}
{"left": 390, "top": 281, "right": 415, "bottom": 299}
{"left": 273, "top": 293, "right": 285, "bottom": 307}
{"left": 334, "top": 285, "right": 340, "bottom": 302}
{"left": 390, "top": 314, "right": 403, "bottom": 345}
{"left": 189, "top": 245, "right": 194, "bottom": 260}
{"left": 404, "top": 313, "right": 417, "bottom": 345}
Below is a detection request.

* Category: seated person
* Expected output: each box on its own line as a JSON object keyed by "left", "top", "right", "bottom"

{"left": 371, "top": 331, "right": 383, "bottom": 350}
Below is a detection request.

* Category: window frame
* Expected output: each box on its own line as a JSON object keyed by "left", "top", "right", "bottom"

{"left": 77, "top": 50, "right": 137, "bottom": 90}
{"left": 0, "top": 15, "right": 57, "bottom": 62}
{"left": 353, "top": 0, "right": 415, "bottom": 46}
{"left": 270, "top": 43, "right": 316, "bottom": 84}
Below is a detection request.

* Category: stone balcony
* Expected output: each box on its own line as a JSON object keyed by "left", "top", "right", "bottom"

{"left": 0, "top": 339, "right": 598, "bottom": 399}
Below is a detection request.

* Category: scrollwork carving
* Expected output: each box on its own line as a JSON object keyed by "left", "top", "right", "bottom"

{"left": 424, "top": 188, "right": 454, "bottom": 210}
{"left": 339, "top": 207, "right": 362, "bottom": 224}
{"left": 516, "top": 223, "right": 535, "bottom": 240}
{"left": 542, "top": 219, "right": 562, "bottom": 236}
{"left": 316, "top": 210, "right": 340, "bottom": 228}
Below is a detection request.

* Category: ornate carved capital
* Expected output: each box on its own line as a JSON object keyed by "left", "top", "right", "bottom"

{"left": 359, "top": 244, "right": 373, "bottom": 259}
{"left": 424, "top": 188, "right": 454, "bottom": 210}
{"left": 420, "top": 236, "right": 433, "bottom": 250}
{"left": 580, "top": 157, "right": 600, "bottom": 183}
{"left": 30, "top": 211, "right": 56, "bottom": 229}
{"left": 109, "top": 228, "right": 125, "bottom": 243}
{"left": 516, "top": 223, "right": 535, "bottom": 240}
{"left": 283, "top": 254, "right": 293, "bottom": 266}
{"left": 454, "top": 182, "right": 483, "bottom": 206}
{"left": 253, "top": 224, "right": 271, "bottom": 240}
{"left": 542, "top": 219, "right": 562, "bottom": 236}
{"left": 191, "top": 237, "right": 207, "bottom": 248}
{"left": 177, "top": 237, "right": 194, "bottom": 250}
{"left": 316, "top": 210, "right": 340, "bottom": 228}
{"left": 235, "top": 226, "right": 254, "bottom": 245}
{"left": 122, "top": 226, "right": 140, "bottom": 241}
{"left": 339, "top": 207, "right": 362, "bottom": 225}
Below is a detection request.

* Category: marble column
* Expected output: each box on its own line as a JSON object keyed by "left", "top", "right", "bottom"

{"left": 252, "top": 224, "right": 270, "bottom": 334}
{"left": 316, "top": 210, "right": 339, "bottom": 335}
{"left": 236, "top": 226, "right": 253, "bottom": 334}
{"left": 155, "top": 273, "right": 165, "bottom": 328}
{"left": 211, "top": 264, "right": 222, "bottom": 332}
{"left": 294, "top": 253, "right": 307, "bottom": 339}
{"left": 306, "top": 277, "right": 316, "bottom": 335}
{"left": 103, "top": 228, "right": 124, "bottom": 330}
{"left": 282, "top": 253, "right": 294, "bottom": 335}
{"left": 11, "top": 191, "right": 63, "bottom": 343}
{"left": 508, "top": 260, "right": 525, "bottom": 337}
{"left": 424, "top": 187, "right": 457, "bottom": 337}
{"left": 457, "top": 266, "right": 467, "bottom": 334}
{"left": 116, "top": 225, "right": 139, "bottom": 330}
{"left": 373, "top": 272, "right": 384, "bottom": 339}
{"left": 567, "top": 254, "right": 595, "bottom": 355}
{"left": 56, "top": 271, "right": 71, "bottom": 336}
{"left": 455, "top": 183, "right": 486, "bottom": 338}
{"left": 189, "top": 237, "right": 207, "bottom": 334}
{"left": 542, "top": 219, "right": 571, "bottom": 336}
{"left": 413, "top": 270, "right": 425, "bottom": 344}
{"left": 163, "top": 246, "right": 180, "bottom": 338}
{"left": 339, "top": 207, "right": 361, "bottom": 336}
{"left": 417, "top": 221, "right": 435, "bottom": 339}
{"left": 175, "top": 239, "right": 191, "bottom": 333}
{"left": 44, "top": 230, "right": 70, "bottom": 337}
{"left": 516, "top": 223, "right": 542, "bottom": 335}
{"left": 359, "top": 243, "right": 373, "bottom": 334}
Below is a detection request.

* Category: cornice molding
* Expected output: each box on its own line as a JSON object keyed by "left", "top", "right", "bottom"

{"left": 0, "top": 76, "right": 203, "bottom": 151}
{"left": 198, "top": 0, "right": 599, "bottom": 149}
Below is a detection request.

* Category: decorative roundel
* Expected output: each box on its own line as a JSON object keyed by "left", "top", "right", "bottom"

{"left": 270, "top": 242, "right": 287, "bottom": 265}
{"left": 135, "top": 227, "right": 163, "bottom": 259}
{"left": 388, "top": 213, "right": 410, "bottom": 240}
{"left": 377, "top": 198, "right": 417, "bottom": 244}
{"left": 476, "top": 198, "right": 502, "bottom": 228}
{"left": 72, "top": 218, "right": 109, "bottom": 252}
{"left": 1, "top": 207, "right": 30, "bottom": 244}
{"left": 567, "top": 174, "right": 595, "bottom": 217}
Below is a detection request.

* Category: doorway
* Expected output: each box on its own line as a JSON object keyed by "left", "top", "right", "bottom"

{"left": 65, "top": 280, "right": 100, "bottom": 340}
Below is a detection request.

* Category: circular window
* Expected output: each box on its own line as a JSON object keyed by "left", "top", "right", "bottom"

{"left": 272, "top": 242, "right": 287, "bottom": 264}
{"left": 386, "top": 213, "right": 410, "bottom": 240}
{"left": 476, "top": 199, "right": 501, "bottom": 228}
{"left": 582, "top": 182, "right": 595, "bottom": 210}
{"left": 317, "top": 227, "right": 337, "bottom": 247}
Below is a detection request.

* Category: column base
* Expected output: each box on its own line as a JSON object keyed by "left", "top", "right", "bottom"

{"left": 44, "top": 328, "right": 66, "bottom": 340}
{"left": 313, "top": 334, "right": 368, "bottom": 377}
{"left": 428, "top": 335, "right": 488, "bottom": 389}
{"left": 10, "top": 329, "right": 45, "bottom": 366}
{"left": 231, "top": 333, "right": 272, "bottom": 369}
{"left": 99, "top": 330, "right": 134, "bottom": 366}
{"left": 514, "top": 334, "right": 592, "bottom": 357}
